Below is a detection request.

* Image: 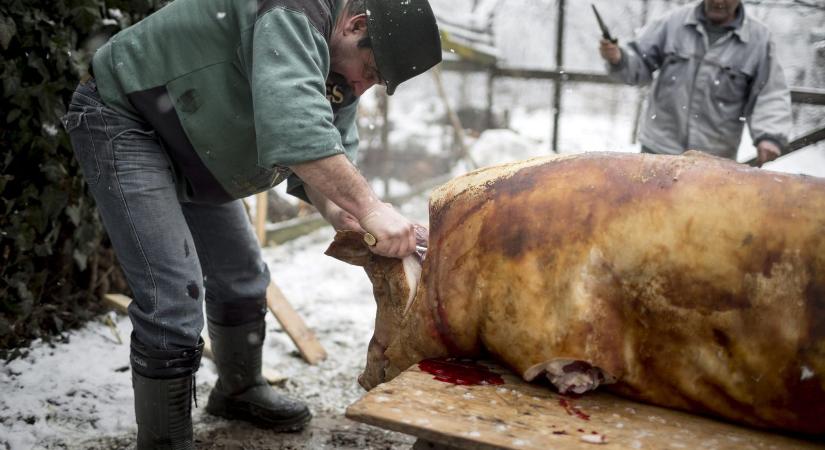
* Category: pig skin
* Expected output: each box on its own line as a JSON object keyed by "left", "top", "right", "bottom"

{"left": 335, "top": 151, "right": 825, "bottom": 435}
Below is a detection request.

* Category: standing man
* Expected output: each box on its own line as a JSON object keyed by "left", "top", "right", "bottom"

{"left": 599, "top": 0, "right": 791, "bottom": 165}
{"left": 62, "top": 0, "right": 441, "bottom": 448}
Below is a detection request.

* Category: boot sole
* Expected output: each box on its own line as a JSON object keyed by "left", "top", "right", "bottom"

{"left": 206, "top": 391, "right": 312, "bottom": 432}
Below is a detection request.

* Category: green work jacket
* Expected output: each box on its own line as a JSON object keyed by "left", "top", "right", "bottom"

{"left": 92, "top": 0, "right": 358, "bottom": 203}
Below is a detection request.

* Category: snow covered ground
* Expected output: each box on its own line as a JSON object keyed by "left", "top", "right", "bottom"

{"left": 0, "top": 196, "right": 429, "bottom": 450}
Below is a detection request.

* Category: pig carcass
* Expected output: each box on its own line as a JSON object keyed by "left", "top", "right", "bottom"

{"left": 326, "top": 151, "right": 825, "bottom": 435}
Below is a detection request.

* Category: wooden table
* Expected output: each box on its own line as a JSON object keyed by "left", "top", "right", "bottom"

{"left": 346, "top": 361, "right": 823, "bottom": 450}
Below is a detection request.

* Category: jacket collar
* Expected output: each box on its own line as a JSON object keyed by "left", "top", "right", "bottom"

{"left": 687, "top": 1, "right": 750, "bottom": 43}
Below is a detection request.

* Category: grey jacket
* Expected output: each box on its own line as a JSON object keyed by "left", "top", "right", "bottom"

{"left": 608, "top": 2, "right": 791, "bottom": 159}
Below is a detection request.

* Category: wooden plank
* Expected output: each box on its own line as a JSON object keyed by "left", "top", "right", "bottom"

{"left": 346, "top": 361, "right": 822, "bottom": 450}
{"left": 266, "top": 282, "right": 327, "bottom": 365}
{"left": 102, "top": 292, "right": 131, "bottom": 312}
{"left": 255, "top": 191, "right": 268, "bottom": 246}
{"left": 791, "top": 87, "right": 825, "bottom": 106}
{"left": 264, "top": 213, "right": 327, "bottom": 246}
{"left": 103, "top": 293, "right": 286, "bottom": 384}
{"left": 442, "top": 60, "right": 825, "bottom": 109}
{"left": 440, "top": 30, "right": 497, "bottom": 65}
{"left": 785, "top": 123, "right": 825, "bottom": 151}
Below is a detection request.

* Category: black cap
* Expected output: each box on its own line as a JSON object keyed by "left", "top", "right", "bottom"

{"left": 365, "top": 0, "right": 442, "bottom": 95}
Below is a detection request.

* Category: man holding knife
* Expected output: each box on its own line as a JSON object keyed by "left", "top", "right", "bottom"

{"left": 596, "top": 0, "right": 791, "bottom": 165}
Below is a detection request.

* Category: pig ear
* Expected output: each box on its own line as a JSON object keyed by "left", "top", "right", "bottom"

{"left": 325, "top": 230, "right": 372, "bottom": 267}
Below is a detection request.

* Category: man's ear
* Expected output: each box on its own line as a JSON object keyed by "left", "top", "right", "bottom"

{"left": 346, "top": 14, "right": 368, "bottom": 35}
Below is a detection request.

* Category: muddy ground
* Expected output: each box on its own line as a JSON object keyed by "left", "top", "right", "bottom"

{"left": 76, "top": 412, "right": 415, "bottom": 450}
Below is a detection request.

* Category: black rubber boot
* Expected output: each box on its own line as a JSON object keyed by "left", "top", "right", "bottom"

{"left": 130, "top": 336, "right": 203, "bottom": 450}
{"left": 206, "top": 319, "right": 311, "bottom": 431}
{"left": 133, "top": 372, "right": 195, "bottom": 450}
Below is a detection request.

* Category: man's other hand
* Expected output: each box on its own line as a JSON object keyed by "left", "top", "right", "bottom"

{"left": 599, "top": 39, "right": 621, "bottom": 65}
{"left": 359, "top": 203, "right": 415, "bottom": 258}
{"left": 328, "top": 204, "right": 364, "bottom": 233}
{"left": 756, "top": 140, "right": 781, "bottom": 167}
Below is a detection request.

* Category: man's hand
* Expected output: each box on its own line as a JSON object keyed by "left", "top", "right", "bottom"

{"left": 303, "top": 183, "right": 364, "bottom": 232}
{"left": 756, "top": 140, "right": 781, "bottom": 167}
{"left": 289, "top": 154, "right": 415, "bottom": 258}
{"left": 359, "top": 203, "right": 415, "bottom": 258}
{"left": 599, "top": 39, "right": 621, "bottom": 65}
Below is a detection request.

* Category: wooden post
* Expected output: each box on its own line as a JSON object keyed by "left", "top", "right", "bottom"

{"left": 103, "top": 293, "right": 287, "bottom": 384}
{"left": 255, "top": 191, "right": 268, "bottom": 246}
{"left": 486, "top": 67, "right": 495, "bottom": 130}
{"left": 247, "top": 191, "right": 327, "bottom": 366}
{"left": 631, "top": 0, "right": 650, "bottom": 144}
{"left": 551, "top": 0, "right": 566, "bottom": 153}
{"left": 379, "top": 87, "right": 391, "bottom": 199}
{"left": 432, "top": 65, "right": 478, "bottom": 169}
{"left": 484, "top": 2, "right": 496, "bottom": 131}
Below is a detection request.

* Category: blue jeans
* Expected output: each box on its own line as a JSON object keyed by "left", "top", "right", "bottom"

{"left": 63, "top": 79, "right": 269, "bottom": 352}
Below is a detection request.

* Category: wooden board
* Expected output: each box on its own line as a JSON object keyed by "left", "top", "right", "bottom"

{"left": 266, "top": 282, "right": 327, "bottom": 365}
{"left": 103, "top": 293, "right": 286, "bottom": 384}
{"left": 255, "top": 191, "right": 268, "bottom": 245}
{"left": 346, "top": 361, "right": 822, "bottom": 450}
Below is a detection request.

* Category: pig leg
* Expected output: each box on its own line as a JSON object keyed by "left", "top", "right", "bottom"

{"left": 524, "top": 359, "right": 616, "bottom": 395}
{"left": 359, "top": 337, "right": 388, "bottom": 390}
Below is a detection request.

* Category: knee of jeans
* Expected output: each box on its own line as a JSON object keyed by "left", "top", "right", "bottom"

{"left": 207, "top": 268, "right": 269, "bottom": 304}
{"left": 205, "top": 256, "right": 269, "bottom": 290}
{"left": 130, "top": 295, "right": 204, "bottom": 349}
{"left": 205, "top": 297, "right": 267, "bottom": 326}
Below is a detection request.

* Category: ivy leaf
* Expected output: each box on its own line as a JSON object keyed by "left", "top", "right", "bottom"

{"left": 27, "top": 53, "right": 50, "bottom": 81}
{"left": 34, "top": 242, "right": 53, "bottom": 257}
{"left": 72, "top": 248, "right": 88, "bottom": 271}
{"left": 0, "top": 317, "right": 12, "bottom": 339}
{"left": 14, "top": 224, "right": 35, "bottom": 252}
{"left": 2, "top": 70, "right": 21, "bottom": 96}
{"left": 0, "top": 15, "right": 16, "bottom": 50}
{"left": 10, "top": 276, "right": 34, "bottom": 316}
{"left": 40, "top": 160, "right": 67, "bottom": 183}
{"left": 0, "top": 174, "right": 13, "bottom": 195}
{"left": 70, "top": 6, "right": 102, "bottom": 31}
{"left": 65, "top": 204, "right": 81, "bottom": 226}
{"left": 40, "top": 185, "right": 69, "bottom": 222}
{"left": 6, "top": 109, "right": 21, "bottom": 123}
{"left": 51, "top": 315, "right": 64, "bottom": 333}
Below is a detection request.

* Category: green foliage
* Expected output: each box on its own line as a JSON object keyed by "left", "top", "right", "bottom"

{"left": 0, "top": 0, "right": 164, "bottom": 356}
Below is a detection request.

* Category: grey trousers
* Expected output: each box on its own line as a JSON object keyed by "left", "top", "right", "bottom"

{"left": 63, "top": 79, "right": 269, "bottom": 352}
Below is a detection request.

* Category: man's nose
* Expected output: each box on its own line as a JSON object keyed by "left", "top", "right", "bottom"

{"left": 354, "top": 81, "right": 375, "bottom": 97}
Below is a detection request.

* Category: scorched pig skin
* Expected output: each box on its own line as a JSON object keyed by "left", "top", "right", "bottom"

{"left": 326, "top": 151, "right": 825, "bottom": 435}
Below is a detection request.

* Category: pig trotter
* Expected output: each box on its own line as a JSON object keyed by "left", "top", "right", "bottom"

{"left": 525, "top": 360, "right": 616, "bottom": 395}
